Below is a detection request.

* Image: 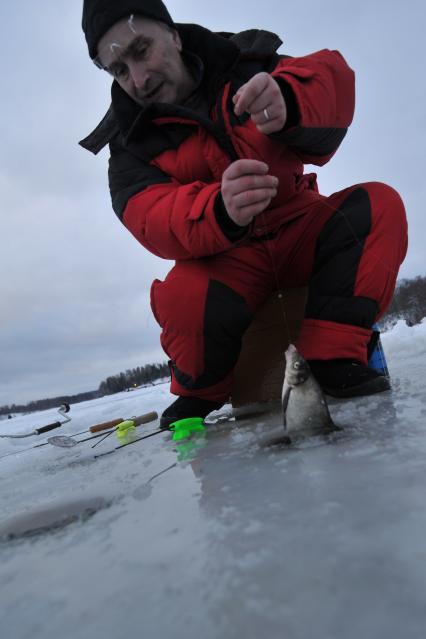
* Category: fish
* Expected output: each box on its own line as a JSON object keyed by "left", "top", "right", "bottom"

{"left": 282, "top": 344, "right": 337, "bottom": 439}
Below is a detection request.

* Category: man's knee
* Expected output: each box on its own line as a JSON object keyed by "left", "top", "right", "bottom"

{"left": 358, "top": 181, "right": 407, "bottom": 230}
{"left": 151, "top": 266, "right": 208, "bottom": 330}
{"left": 357, "top": 182, "right": 408, "bottom": 265}
{"left": 151, "top": 271, "right": 253, "bottom": 387}
{"left": 151, "top": 268, "right": 252, "bottom": 332}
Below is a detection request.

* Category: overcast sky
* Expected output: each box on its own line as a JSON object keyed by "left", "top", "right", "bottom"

{"left": 1, "top": 0, "right": 425, "bottom": 406}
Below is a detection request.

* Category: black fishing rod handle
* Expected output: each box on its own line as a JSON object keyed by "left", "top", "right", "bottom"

{"left": 35, "top": 421, "right": 62, "bottom": 435}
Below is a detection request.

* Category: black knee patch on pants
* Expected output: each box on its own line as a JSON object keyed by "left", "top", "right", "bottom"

{"left": 305, "top": 188, "right": 379, "bottom": 328}
{"left": 172, "top": 280, "right": 253, "bottom": 390}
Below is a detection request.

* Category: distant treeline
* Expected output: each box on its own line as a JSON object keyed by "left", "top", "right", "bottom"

{"left": 381, "top": 275, "right": 426, "bottom": 330}
{"left": 0, "top": 362, "right": 170, "bottom": 417}
{"left": 0, "top": 391, "right": 98, "bottom": 418}
{"left": 98, "top": 362, "right": 169, "bottom": 396}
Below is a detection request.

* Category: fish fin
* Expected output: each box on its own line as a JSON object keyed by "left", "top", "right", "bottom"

{"left": 281, "top": 383, "right": 292, "bottom": 431}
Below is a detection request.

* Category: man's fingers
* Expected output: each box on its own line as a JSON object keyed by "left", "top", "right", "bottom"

{"left": 233, "top": 188, "right": 277, "bottom": 209}
{"left": 250, "top": 105, "right": 275, "bottom": 124}
{"left": 227, "top": 174, "right": 279, "bottom": 195}
{"left": 233, "top": 73, "right": 287, "bottom": 134}
{"left": 221, "top": 157, "right": 279, "bottom": 226}
{"left": 232, "top": 197, "right": 273, "bottom": 225}
{"left": 255, "top": 118, "right": 286, "bottom": 135}
{"left": 224, "top": 159, "right": 269, "bottom": 180}
{"left": 242, "top": 96, "right": 271, "bottom": 119}
{"left": 233, "top": 74, "right": 269, "bottom": 116}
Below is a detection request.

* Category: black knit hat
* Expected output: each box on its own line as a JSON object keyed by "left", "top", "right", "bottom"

{"left": 82, "top": 0, "right": 175, "bottom": 59}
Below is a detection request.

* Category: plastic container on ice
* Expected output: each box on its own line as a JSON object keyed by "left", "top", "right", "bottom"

{"left": 368, "top": 324, "right": 389, "bottom": 377}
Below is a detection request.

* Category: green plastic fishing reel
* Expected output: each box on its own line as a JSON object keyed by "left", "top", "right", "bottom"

{"left": 169, "top": 417, "right": 206, "bottom": 441}
{"left": 115, "top": 419, "right": 137, "bottom": 443}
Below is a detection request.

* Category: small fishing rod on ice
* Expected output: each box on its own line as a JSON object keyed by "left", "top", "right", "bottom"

{"left": 0, "top": 404, "right": 71, "bottom": 439}
{"left": 0, "top": 411, "right": 158, "bottom": 460}
{"left": 48, "top": 411, "right": 158, "bottom": 449}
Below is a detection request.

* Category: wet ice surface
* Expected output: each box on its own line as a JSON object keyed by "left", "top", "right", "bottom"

{"left": 1, "top": 321, "right": 426, "bottom": 639}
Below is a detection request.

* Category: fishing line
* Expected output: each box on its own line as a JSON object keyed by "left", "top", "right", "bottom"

{"left": 147, "top": 462, "right": 177, "bottom": 483}
{"left": 91, "top": 428, "right": 115, "bottom": 449}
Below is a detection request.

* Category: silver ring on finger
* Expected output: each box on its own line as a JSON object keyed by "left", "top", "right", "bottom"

{"left": 263, "top": 107, "right": 270, "bottom": 121}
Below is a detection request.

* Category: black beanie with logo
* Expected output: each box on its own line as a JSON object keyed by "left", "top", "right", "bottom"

{"left": 82, "top": 0, "right": 175, "bottom": 59}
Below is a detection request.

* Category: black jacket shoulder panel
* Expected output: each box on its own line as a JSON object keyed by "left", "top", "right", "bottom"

{"left": 229, "top": 29, "right": 283, "bottom": 57}
{"left": 79, "top": 106, "right": 120, "bottom": 155}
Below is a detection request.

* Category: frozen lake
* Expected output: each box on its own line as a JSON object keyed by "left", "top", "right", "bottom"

{"left": 1, "top": 320, "right": 426, "bottom": 639}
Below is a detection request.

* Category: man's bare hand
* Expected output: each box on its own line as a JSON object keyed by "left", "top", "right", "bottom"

{"left": 221, "top": 159, "right": 279, "bottom": 227}
{"left": 232, "top": 72, "right": 287, "bottom": 134}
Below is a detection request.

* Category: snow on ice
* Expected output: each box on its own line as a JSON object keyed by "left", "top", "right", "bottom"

{"left": 0, "top": 320, "right": 426, "bottom": 639}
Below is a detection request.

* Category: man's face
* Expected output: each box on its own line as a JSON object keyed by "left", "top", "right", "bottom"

{"left": 96, "top": 15, "right": 189, "bottom": 107}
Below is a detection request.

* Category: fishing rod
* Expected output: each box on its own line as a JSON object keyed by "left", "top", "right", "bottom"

{"left": 45, "top": 411, "right": 158, "bottom": 448}
{"left": 0, "top": 404, "right": 71, "bottom": 439}
{"left": 0, "top": 411, "right": 158, "bottom": 459}
{"left": 0, "top": 412, "right": 120, "bottom": 460}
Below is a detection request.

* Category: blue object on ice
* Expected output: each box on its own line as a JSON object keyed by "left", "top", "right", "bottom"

{"left": 368, "top": 324, "right": 389, "bottom": 377}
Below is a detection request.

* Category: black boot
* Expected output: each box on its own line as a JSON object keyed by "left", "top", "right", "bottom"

{"left": 308, "top": 359, "right": 391, "bottom": 398}
{"left": 160, "top": 396, "right": 223, "bottom": 429}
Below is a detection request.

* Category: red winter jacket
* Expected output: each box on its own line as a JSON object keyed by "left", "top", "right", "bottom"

{"left": 80, "top": 24, "right": 355, "bottom": 261}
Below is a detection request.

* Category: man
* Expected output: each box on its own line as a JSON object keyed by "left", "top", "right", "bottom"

{"left": 81, "top": 0, "right": 407, "bottom": 428}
